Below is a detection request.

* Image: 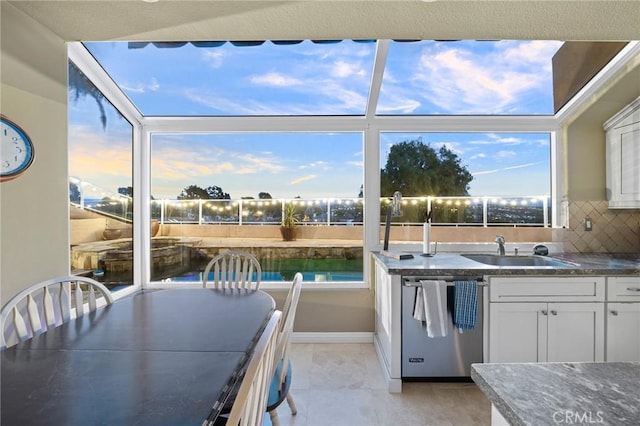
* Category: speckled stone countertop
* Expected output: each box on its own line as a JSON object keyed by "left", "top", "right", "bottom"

{"left": 471, "top": 362, "right": 640, "bottom": 426}
{"left": 372, "top": 252, "right": 640, "bottom": 276}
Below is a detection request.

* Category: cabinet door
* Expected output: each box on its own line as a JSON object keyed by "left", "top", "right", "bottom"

{"left": 489, "top": 303, "right": 547, "bottom": 363}
{"left": 607, "top": 303, "right": 640, "bottom": 362}
{"left": 546, "top": 303, "right": 604, "bottom": 362}
{"left": 605, "top": 98, "right": 640, "bottom": 208}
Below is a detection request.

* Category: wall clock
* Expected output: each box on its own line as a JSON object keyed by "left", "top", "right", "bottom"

{"left": 1, "top": 115, "right": 35, "bottom": 182}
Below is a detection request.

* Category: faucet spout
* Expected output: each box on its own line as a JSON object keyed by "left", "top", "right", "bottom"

{"left": 495, "top": 235, "right": 506, "bottom": 256}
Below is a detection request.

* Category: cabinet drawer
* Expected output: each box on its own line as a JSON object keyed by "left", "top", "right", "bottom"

{"left": 489, "top": 276, "right": 605, "bottom": 302}
{"left": 607, "top": 277, "right": 640, "bottom": 301}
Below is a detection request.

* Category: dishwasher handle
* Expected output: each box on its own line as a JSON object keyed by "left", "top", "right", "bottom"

{"left": 403, "top": 276, "right": 485, "bottom": 287}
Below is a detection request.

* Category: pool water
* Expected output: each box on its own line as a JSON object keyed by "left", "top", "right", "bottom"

{"left": 166, "top": 258, "right": 364, "bottom": 283}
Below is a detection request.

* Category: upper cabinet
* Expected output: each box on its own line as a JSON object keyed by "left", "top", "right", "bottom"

{"left": 604, "top": 97, "right": 640, "bottom": 208}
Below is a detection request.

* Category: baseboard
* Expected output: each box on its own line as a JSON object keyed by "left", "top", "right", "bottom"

{"left": 291, "top": 332, "right": 374, "bottom": 344}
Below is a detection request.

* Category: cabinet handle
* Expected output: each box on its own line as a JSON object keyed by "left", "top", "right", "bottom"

{"left": 550, "top": 310, "right": 558, "bottom": 316}
{"left": 611, "top": 310, "right": 619, "bottom": 316}
{"left": 541, "top": 310, "right": 548, "bottom": 316}
{"left": 626, "top": 287, "right": 640, "bottom": 292}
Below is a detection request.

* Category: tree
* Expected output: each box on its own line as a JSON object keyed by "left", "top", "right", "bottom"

{"left": 177, "top": 185, "right": 230, "bottom": 200}
{"left": 69, "top": 61, "right": 108, "bottom": 129}
{"left": 258, "top": 192, "right": 272, "bottom": 199}
{"left": 118, "top": 186, "right": 133, "bottom": 197}
{"left": 380, "top": 138, "right": 473, "bottom": 197}
{"left": 206, "top": 186, "right": 230, "bottom": 200}
{"left": 69, "top": 182, "right": 81, "bottom": 203}
{"left": 177, "top": 185, "right": 210, "bottom": 200}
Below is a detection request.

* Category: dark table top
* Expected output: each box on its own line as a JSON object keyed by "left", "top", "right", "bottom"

{"left": 1, "top": 288, "right": 275, "bottom": 426}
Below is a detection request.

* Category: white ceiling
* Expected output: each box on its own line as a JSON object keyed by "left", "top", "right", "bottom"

{"left": 7, "top": 0, "right": 640, "bottom": 43}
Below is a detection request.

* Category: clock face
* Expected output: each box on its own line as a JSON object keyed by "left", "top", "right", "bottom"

{"left": 1, "top": 115, "right": 34, "bottom": 182}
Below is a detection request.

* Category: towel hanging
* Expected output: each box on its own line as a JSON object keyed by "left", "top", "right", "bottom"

{"left": 453, "top": 280, "right": 478, "bottom": 330}
{"left": 413, "top": 287, "right": 425, "bottom": 322}
{"left": 420, "top": 280, "right": 449, "bottom": 338}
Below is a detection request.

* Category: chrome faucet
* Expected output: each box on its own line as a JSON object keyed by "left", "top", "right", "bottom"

{"left": 495, "top": 235, "right": 506, "bottom": 256}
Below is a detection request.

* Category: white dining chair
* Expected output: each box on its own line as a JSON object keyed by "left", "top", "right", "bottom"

{"left": 224, "top": 310, "right": 282, "bottom": 426}
{"left": 202, "top": 250, "right": 262, "bottom": 290}
{"left": 267, "top": 272, "right": 303, "bottom": 425}
{"left": 0, "top": 275, "right": 114, "bottom": 350}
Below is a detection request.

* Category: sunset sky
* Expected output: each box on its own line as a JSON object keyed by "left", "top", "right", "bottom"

{"left": 69, "top": 40, "right": 561, "bottom": 199}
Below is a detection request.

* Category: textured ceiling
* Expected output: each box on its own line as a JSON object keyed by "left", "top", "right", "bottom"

{"left": 6, "top": 0, "right": 640, "bottom": 42}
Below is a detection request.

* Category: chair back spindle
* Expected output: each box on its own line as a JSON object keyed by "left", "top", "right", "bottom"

{"left": 203, "top": 250, "right": 262, "bottom": 291}
{"left": 1, "top": 276, "right": 113, "bottom": 350}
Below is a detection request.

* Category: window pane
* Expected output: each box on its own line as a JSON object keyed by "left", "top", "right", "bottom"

{"left": 379, "top": 132, "right": 551, "bottom": 230}
{"left": 83, "top": 40, "right": 376, "bottom": 116}
{"left": 68, "top": 61, "right": 134, "bottom": 290}
{"left": 150, "top": 132, "right": 364, "bottom": 283}
{"left": 378, "top": 40, "right": 562, "bottom": 115}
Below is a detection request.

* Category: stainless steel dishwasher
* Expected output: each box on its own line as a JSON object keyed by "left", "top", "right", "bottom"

{"left": 401, "top": 276, "right": 485, "bottom": 380}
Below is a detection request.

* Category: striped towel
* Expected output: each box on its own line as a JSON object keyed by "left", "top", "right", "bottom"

{"left": 454, "top": 280, "right": 478, "bottom": 330}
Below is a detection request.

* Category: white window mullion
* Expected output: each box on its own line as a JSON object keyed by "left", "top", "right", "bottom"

{"left": 366, "top": 40, "right": 390, "bottom": 119}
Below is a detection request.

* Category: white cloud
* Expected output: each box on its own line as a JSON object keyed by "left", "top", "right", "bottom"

{"left": 202, "top": 50, "right": 225, "bottom": 68}
{"left": 331, "top": 60, "right": 365, "bottom": 78}
{"left": 473, "top": 162, "right": 539, "bottom": 176}
{"left": 121, "top": 77, "right": 159, "bottom": 93}
{"left": 391, "top": 41, "right": 561, "bottom": 114}
{"left": 249, "top": 72, "right": 302, "bottom": 87}
{"left": 496, "top": 150, "right": 517, "bottom": 159}
{"left": 290, "top": 174, "right": 317, "bottom": 185}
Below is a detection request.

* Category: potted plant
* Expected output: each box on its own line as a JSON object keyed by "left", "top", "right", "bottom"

{"left": 280, "top": 202, "right": 298, "bottom": 241}
{"left": 103, "top": 219, "right": 122, "bottom": 240}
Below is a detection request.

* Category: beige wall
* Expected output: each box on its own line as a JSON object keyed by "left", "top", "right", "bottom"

{"left": 562, "top": 55, "right": 640, "bottom": 253}
{"left": 1, "top": 3, "right": 70, "bottom": 306}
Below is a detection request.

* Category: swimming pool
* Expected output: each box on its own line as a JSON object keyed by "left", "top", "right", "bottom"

{"left": 163, "top": 257, "right": 364, "bottom": 283}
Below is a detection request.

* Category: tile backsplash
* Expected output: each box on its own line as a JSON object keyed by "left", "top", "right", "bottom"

{"left": 564, "top": 201, "right": 640, "bottom": 253}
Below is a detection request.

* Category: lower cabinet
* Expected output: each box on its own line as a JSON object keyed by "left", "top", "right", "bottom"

{"left": 489, "top": 302, "right": 604, "bottom": 362}
{"left": 606, "top": 303, "right": 640, "bottom": 361}
{"left": 606, "top": 276, "right": 640, "bottom": 361}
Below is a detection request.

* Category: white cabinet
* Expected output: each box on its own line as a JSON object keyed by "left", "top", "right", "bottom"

{"left": 489, "top": 301, "right": 604, "bottom": 363}
{"left": 606, "top": 303, "right": 640, "bottom": 361}
{"left": 606, "top": 277, "right": 640, "bottom": 361}
{"left": 488, "top": 276, "right": 605, "bottom": 363}
{"left": 373, "top": 259, "right": 403, "bottom": 392}
{"left": 604, "top": 96, "right": 640, "bottom": 208}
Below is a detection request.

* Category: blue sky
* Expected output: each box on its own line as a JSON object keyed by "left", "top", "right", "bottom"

{"left": 69, "top": 40, "right": 561, "bottom": 199}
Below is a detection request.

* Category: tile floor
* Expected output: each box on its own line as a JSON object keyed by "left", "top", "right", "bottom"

{"left": 268, "top": 343, "right": 491, "bottom": 426}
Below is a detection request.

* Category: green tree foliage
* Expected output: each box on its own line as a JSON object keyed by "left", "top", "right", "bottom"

{"left": 206, "top": 186, "right": 231, "bottom": 199}
{"left": 69, "top": 183, "right": 81, "bottom": 203}
{"left": 258, "top": 192, "right": 272, "bottom": 199}
{"left": 380, "top": 138, "right": 473, "bottom": 197}
{"left": 177, "top": 185, "right": 210, "bottom": 199}
{"left": 177, "top": 185, "right": 230, "bottom": 200}
{"left": 118, "top": 186, "right": 133, "bottom": 197}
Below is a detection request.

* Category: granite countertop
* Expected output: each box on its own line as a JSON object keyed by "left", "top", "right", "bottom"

{"left": 471, "top": 362, "right": 640, "bottom": 426}
{"left": 372, "top": 252, "right": 640, "bottom": 276}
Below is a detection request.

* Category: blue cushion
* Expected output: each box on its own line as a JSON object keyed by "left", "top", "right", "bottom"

{"left": 267, "top": 358, "right": 292, "bottom": 410}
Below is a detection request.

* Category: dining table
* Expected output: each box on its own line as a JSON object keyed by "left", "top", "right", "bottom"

{"left": 0, "top": 288, "right": 275, "bottom": 426}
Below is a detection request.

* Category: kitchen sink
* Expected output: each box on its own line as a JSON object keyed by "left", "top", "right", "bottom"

{"left": 461, "top": 253, "right": 576, "bottom": 268}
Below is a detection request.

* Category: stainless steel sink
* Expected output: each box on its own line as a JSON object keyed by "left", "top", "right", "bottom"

{"left": 461, "top": 253, "right": 575, "bottom": 268}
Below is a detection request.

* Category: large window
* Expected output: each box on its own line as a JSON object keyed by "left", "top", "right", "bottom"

{"left": 150, "top": 132, "right": 364, "bottom": 283}
{"left": 378, "top": 40, "right": 561, "bottom": 115}
{"left": 68, "top": 62, "right": 134, "bottom": 290}
{"left": 67, "top": 38, "right": 597, "bottom": 290}
{"left": 83, "top": 40, "right": 376, "bottom": 116}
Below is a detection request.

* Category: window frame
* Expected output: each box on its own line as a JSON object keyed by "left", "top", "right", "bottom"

{"left": 67, "top": 41, "right": 640, "bottom": 293}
